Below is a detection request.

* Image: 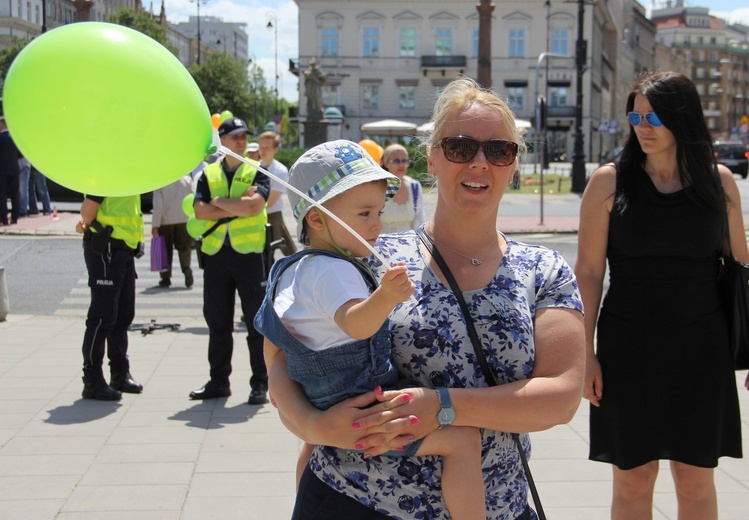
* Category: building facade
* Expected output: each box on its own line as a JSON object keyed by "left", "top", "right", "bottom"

{"left": 171, "top": 16, "right": 248, "bottom": 64}
{"left": 294, "top": 0, "right": 656, "bottom": 162}
{"left": 652, "top": 4, "right": 749, "bottom": 140}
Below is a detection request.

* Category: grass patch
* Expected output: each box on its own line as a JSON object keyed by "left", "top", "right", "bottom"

{"left": 509, "top": 174, "right": 572, "bottom": 194}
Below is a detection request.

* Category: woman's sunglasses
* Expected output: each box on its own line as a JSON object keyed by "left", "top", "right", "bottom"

{"left": 627, "top": 112, "right": 663, "bottom": 127}
{"left": 434, "top": 136, "right": 519, "bottom": 167}
{"left": 389, "top": 158, "right": 410, "bottom": 165}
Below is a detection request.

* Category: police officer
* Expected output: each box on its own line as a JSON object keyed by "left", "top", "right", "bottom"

{"left": 76, "top": 195, "right": 144, "bottom": 400}
{"left": 189, "top": 117, "right": 270, "bottom": 404}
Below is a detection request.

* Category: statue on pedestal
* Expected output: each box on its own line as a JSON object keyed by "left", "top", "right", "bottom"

{"left": 304, "top": 58, "right": 326, "bottom": 121}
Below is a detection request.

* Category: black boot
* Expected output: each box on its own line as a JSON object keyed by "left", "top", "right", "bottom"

{"left": 82, "top": 378, "right": 122, "bottom": 401}
{"left": 110, "top": 372, "right": 143, "bottom": 394}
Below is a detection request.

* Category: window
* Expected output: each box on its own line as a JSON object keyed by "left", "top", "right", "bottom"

{"left": 696, "top": 68, "right": 705, "bottom": 79}
{"left": 472, "top": 28, "right": 479, "bottom": 58}
{"left": 25, "top": 1, "right": 30, "bottom": 21}
{"left": 399, "top": 86, "right": 416, "bottom": 109}
{"left": 362, "top": 84, "right": 380, "bottom": 110}
{"left": 507, "top": 87, "right": 524, "bottom": 110}
{"left": 322, "top": 28, "right": 338, "bottom": 57}
{"left": 710, "top": 52, "right": 718, "bottom": 62}
{"left": 509, "top": 29, "right": 525, "bottom": 58}
{"left": 322, "top": 85, "right": 339, "bottom": 107}
{"left": 549, "top": 87, "right": 567, "bottom": 106}
{"left": 400, "top": 28, "right": 416, "bottom": 57}
{"left": 363, "top": 28, "right": 380, "bottom": 57}
{"left": 435, "top": 28, "right": 452, "bottom": 56}
{"left": 551, "top": 29, "right": 568, "bottom": 56}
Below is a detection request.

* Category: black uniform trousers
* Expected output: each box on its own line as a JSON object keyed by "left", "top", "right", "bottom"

{"left": 202, "top": 245, "right": 267, "bottom": 388}
{"left": 81, "top": 241, "right": 136, "bottom": 383}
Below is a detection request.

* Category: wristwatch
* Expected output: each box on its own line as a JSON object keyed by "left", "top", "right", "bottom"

{"left": 436, "top": 387, "right": 455, "bottom": 428}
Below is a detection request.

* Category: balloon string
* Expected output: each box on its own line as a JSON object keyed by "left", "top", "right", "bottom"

{"left": 220, "top": 146, "right": 390, "bottom": 267}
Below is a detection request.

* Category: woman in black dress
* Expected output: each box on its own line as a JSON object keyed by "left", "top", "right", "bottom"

{"left": 576, "top": 71, "right": 748, "bottom": 519}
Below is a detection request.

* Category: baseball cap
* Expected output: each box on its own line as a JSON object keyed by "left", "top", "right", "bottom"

{"left": 246, "top": 142, "right": 260, "bottom": 153}
{"left": 218, "top": 117, "right": 249, "bottom": 137}
{"left": 288, "top": 140, "right": 400, "bottom": 242}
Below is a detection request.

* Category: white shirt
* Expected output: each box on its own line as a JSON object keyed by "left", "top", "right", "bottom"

{"left": 273, "top": 255, "right": 370, "bottom": 351}
{"left": 262, "top": 159, "right": 290, "bottom": 214}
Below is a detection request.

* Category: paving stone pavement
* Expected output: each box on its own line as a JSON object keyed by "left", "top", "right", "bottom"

{"left": 1, "top": 314, "right": 747, "bottom": 519}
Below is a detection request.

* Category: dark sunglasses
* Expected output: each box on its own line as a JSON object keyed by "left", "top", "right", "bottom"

{"left": 434, "top": 136, "right": 519, "bottom": 166}
{"left": 627, "top": 112, "right": 663, "bottom": 127}
{"left": 389, "top": 158, "right": 410, "bottom": 165}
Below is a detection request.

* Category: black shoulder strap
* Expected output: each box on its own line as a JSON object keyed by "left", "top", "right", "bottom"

{"left": 415, "top": 226, "right": 547, "bottom": 520}
{"left": 416, "top": 227, "right": 496, "bottom": 385}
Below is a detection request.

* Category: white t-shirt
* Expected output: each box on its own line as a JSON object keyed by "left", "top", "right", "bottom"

{"left": 273, "top": 255, "right": 371, "bottom": 351}
{"left": 262, "top": 159, "right": 289, "bottom": 214}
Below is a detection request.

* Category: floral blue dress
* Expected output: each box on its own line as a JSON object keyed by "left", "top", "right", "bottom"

{"left": 307, "top": 230, "right": 583, "bottom": 519}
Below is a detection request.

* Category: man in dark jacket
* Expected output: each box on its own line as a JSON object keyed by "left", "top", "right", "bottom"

{"left": 0, "top": 116, "right": 20, "bottom": 226}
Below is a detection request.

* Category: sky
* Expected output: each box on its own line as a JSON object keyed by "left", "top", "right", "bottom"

{"left": 156, "top": 0, "right": 749, "bottom": 105}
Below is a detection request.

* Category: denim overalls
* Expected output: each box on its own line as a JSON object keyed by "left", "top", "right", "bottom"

{"left": 255, "top": 250, "right": 399, "bottom": 411}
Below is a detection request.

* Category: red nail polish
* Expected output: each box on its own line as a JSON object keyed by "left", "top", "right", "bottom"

{"left": 410, "top": 417, "right": 419, "bottom": 424}
{"left": 352, "top": 422, "right": 361, "bottom": 429}
{"left": 374, "top": 386, "right": 384, "bottom": 395}
{"left": 402, "top": 394, "right": 411, "bottom": 402}
{"left": 396, "top": 447, "right": 404, "bottom": 452}
{"left": 355, "top": 443, "right": 364, "bottom": 450}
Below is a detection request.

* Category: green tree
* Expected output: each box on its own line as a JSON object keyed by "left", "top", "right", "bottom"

{"left": 0, "top": 39, "right": 29, "bottom": 91}
{"left": 107, "top": 8, "right": 171, "bottom": 49}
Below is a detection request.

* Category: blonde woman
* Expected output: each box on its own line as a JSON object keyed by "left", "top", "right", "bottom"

{"left": 380, "top": 144, "right": 426, "bottom": 232}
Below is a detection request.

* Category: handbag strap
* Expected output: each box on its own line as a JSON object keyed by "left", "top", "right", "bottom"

{"left": 416, "top": 227, "right": 546, "bottom": 520}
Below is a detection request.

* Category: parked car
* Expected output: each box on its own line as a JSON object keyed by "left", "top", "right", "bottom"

{"left": 47, "top": 177, "right": 153, "bottom": 213}
{"left": 714, "top": 141, "right": 748, "bottom": 179}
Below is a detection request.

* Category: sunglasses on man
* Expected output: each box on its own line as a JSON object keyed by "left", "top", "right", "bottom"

{"left": 627, "top": 112, "right": 663, "bottom": 127}
{"left": 434, "top": 136, "right": 519, "bottom": 167}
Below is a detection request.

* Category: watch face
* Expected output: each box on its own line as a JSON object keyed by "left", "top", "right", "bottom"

{"left": 439, "top": 408, "right": 456, "bottom": 425}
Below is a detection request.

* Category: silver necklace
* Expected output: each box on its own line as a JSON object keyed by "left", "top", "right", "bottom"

{"left": 424, "top": 230, "right": 498, "bottom": 266}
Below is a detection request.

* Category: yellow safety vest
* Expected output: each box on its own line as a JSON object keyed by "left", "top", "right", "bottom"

{"left": 199, "top": 161, "right": 267, "bottom": 255}
{"left": 93, "top": 196, "right": 144, "bottom": 250}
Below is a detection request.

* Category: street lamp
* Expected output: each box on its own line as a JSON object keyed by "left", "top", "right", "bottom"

{"left": 266, "top": 11, "right": 279, "bottom": 114}
{"left": 41, "top": 0, "right": 47, "bottom": 33}
{"left": 570, "top": 0, "right": 589, "bottom": 194}
{"left": 190, "top": 0, "right": 208, "bottom": 65}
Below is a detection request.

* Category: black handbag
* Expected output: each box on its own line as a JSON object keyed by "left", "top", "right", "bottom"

{"left": 416, "top": 228, "right": 547, "bottom": 520}
{"left": 718, "top": 210, "right": 749, "bottom": 371}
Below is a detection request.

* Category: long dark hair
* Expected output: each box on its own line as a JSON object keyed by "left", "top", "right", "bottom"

{"left": 615, "top": 71, "right": 722, "bottom": 214}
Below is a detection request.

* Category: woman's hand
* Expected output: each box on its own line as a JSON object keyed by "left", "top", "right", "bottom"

{"left": 583, "top": 352, "right": 603, "bottom": 406}
{"left": 353, "top": 387, "right": 440, "bottom": 458}
{"left": 304, "top": 387, "right": 418, "bottom": 451}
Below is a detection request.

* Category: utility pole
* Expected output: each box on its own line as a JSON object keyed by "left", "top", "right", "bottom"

{"left": 570, "top": 0, "right": 588, "bottom": 194}
{"left": 476, "top": 0, "right": 495, "bottom": 88}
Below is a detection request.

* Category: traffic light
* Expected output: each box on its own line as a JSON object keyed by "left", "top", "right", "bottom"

{"left": 576, "top": 39, "right": 588, "bottom": 68}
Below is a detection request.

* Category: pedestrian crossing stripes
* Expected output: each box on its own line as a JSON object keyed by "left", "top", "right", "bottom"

{"left": 54, "top": 260, "right": 212, "bottom": 321}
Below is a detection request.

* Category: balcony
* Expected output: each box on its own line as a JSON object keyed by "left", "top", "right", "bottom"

{"left": 420, "top": 55, "right": 467, "bottom": 76}
{"left": 547, "top": 105, "right": 576, "bottom": 118}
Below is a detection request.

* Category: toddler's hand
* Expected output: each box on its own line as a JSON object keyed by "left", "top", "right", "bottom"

{"left": 380, "top": 262, "right": 414, "bottom": 303}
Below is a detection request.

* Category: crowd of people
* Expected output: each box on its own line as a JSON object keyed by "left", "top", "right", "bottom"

{"left": 3, "top": 70, "right": 746, "bottom": 519}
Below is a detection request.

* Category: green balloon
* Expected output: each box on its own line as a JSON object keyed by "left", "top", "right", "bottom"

{"left": 186, "top": 215, "right": 210, "bottom": 239}
{"left": 182, "top": 193, "right": 195, "bottom": 217}
{"left": 3, "top": 22, "right": 213, "bottom": 196}
{"left": 220, "top": 110, "right": 234, "bottom": 122}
